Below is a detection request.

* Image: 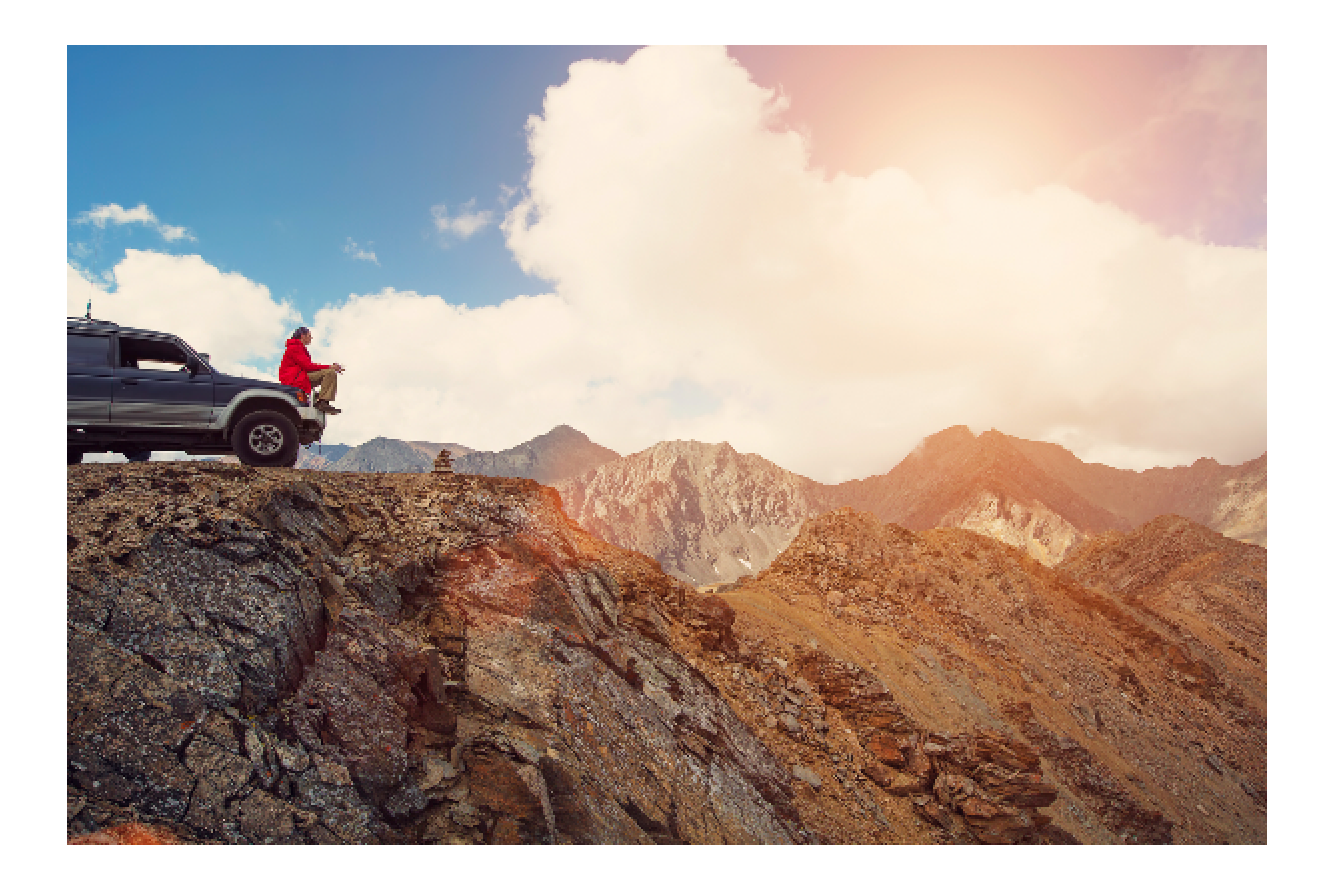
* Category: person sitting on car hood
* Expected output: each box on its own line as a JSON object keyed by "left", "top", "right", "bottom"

{"left": 279, "top": 327, "right": 344, "bottom": 415}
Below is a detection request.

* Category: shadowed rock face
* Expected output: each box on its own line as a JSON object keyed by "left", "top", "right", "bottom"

{"left": 66, "top": 463, "right": 803, "bottom": 844}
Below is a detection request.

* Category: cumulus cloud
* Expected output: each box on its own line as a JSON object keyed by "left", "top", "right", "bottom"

{"left": 66, "top": 251, "right": 299, "bottom": 377}
{"left": 343, "top": 237, "right": 380, "bottom": 265}
{"left": 72, "top": 202, "right": 196, "bottom": 242}
{"left": 491, "top": 45, "right": 1262, "bottom": 477}
{"left": 431, "top": 199, "right": 494, "bottom": 240}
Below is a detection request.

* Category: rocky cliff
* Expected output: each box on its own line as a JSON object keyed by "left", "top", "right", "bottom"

{"left": 454, "top": 425, "right": 619, "bottom": 485}
{"left": 66, "top": 463, "right": 873, "bottom": 844}
{"left": 554, "top": 440, "right": 830, "bottom": 585}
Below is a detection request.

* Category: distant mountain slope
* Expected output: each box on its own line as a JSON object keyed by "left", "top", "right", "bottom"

{"left": 455, "top": 425, "right": 619, "bottom": 484}
{"left": 1003, "top": 440, "right": 1267, "bottom": 546}
{"left": 555, "top": 440, "right": 831, "bottom": 585}
{"left": 324, "top": 437, "right": 476, "bottom": 473}
{"left": 295, "top": 442, "right": 353, "bottom": 470}
{"left": 832, "top": 428, "right": 1133, "bottom": 565}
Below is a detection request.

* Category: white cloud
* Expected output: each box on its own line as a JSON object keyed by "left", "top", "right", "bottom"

{"left": 431, "top": 199, "right": 494, "bottom": 240}
{"left": 489, "top": 45, "right": 1261, "bottom": 478}
{"left": 66, "top": 251, "right": 299, "bottom": 377}
{"left": 72, "top": 202, "right": 197, "bottom": 242}
{"left": 343, "top": 237, "right": 380, "bottom": 265}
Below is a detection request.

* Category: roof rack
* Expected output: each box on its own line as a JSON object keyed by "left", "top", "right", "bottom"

{"left": 67, "top": 316, "right": 119, "bottom": 327}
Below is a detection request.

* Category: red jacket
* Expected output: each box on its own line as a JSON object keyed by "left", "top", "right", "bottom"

{"left": 278, "top": 338, "right": 330, "bottom": 394}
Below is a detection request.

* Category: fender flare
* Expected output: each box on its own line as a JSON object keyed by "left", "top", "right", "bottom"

{"left": 218, "top": 393, "right": 304, "bottom": 436}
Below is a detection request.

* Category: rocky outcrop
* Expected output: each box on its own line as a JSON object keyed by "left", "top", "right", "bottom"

{"left": 66, "top": 463, "right": 807, "bottom": 844}
{"left": 455, "top": 425, "right": 619, "bottom": 485}
{"left": 554, "top": 440, "right": 830, "bottom": 585}
{"left": 711, "top": 508, "right": 1266, "bottom": 843}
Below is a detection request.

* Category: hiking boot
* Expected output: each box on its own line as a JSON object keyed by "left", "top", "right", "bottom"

{"left": 315, "top": 399, "right": 341, "bottom": 415}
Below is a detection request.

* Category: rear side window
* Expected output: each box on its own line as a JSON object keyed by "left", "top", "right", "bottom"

{"left": 118, "top": 336, "right": 191, "bottom": 371}
{"left": 68, "top": 334, "right": 111, "bottom": 367}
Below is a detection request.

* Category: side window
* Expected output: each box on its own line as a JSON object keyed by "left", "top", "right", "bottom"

{"left": 68, "top": 334, "right": 111, "bottom": 367}
{"left": 118, "top": 336, "right": 191, "bottom": 372}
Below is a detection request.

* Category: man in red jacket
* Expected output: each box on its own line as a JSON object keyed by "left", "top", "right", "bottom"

{"left": 279, "top": 327, "right": 345, "bottom": 414}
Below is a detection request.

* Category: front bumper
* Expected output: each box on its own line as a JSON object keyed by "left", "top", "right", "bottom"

{"left": 296, "top": 404, "right": 327, "bottom": 445}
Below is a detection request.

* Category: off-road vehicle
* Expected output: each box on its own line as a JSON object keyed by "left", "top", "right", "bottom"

{"left": 67, "top": 317, "right": 326, "bottom": 466}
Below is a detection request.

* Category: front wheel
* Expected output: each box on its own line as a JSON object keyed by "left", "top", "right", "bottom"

{"left": 231, "top": 410, "right": 299, "bottom": 467}
{"left": 122, "top": 449, "right": 152, "bottom": 462}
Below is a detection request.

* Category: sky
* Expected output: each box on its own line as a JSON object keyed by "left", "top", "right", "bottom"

{"left": 66, "top": 45, "right": 1267, "bottom": 481}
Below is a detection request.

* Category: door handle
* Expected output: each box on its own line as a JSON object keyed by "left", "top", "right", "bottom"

{"left": 121, "top": 379, "right": 139, "bottom": 385}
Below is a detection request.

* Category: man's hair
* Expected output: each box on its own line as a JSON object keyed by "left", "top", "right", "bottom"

{"left": 292, "top": 327, "right": 311, "bottom": 339}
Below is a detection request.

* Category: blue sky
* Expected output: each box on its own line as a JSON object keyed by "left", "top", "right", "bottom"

{"left": 69, "top": 46, "right": 637, "bottom": 317}
{"left": 66, "top": 45, "right": 1267, "bottom": 477}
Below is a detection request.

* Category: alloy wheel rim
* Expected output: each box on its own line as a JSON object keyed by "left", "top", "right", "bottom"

{"left": 249, "top": 424, "right": 284, "bottom": 456}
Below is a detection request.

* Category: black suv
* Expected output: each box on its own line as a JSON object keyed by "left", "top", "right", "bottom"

{"left": 67, "top": 317, "right": 326, "bottom": 466}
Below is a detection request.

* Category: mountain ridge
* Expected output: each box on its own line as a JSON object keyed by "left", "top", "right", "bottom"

{"left": 557, "top": 426, "right": 1265, "bottom": 583}
{"left": 297, "top": 424, "right": 1265, "bottom": 583}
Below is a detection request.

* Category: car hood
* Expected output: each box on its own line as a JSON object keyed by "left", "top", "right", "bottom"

{"left": 211, "top": 371, "right": 303, "bottom": 397}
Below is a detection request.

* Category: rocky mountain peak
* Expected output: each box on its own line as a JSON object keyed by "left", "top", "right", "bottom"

{"left": 451, "top": 426, "right": 619, "bottom": 486}
{"left": 556, "top": 440, "right": 828, "bottom": 584}
{"left": 902, "top": 425, "right": 976, "bottom": 467}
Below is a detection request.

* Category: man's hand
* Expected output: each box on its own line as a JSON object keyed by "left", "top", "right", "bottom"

{"left": 332, "top": 363, "right": 346, "bottom": 373}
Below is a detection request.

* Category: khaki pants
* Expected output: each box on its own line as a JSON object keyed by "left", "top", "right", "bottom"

{"left": 306, "top": 368, "right": 338, "bottom": 402}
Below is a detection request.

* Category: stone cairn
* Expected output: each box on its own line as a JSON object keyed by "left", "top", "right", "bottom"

{"left": 432, "top": 449, "right": 454, "bottom": 475}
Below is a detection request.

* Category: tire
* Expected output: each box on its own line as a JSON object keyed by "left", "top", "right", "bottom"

{"left": 68, "top": 447, "right": 84, "bottom": 465}
{"left": 122, "top": 449, "right": 152, "bottom": 462}
{"left": 231, "top": 410, "right": 299, "bottom": 467}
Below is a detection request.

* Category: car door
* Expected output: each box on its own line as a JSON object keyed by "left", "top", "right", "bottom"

{"left": 111, "top": 334, "right": 215, "bottom": 426}
{"left": 67, "top": 331, "right": 114, "bottom": 424}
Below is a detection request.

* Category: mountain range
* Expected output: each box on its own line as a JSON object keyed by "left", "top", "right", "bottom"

{"left": 297, "top": 424, "right": 1265, "bottom": 586}
{"left": 557, "top": 426, "right": 1266, "bottom": 584}
{"left": 297, "top": 425, "right": 617, "bottom": 484}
